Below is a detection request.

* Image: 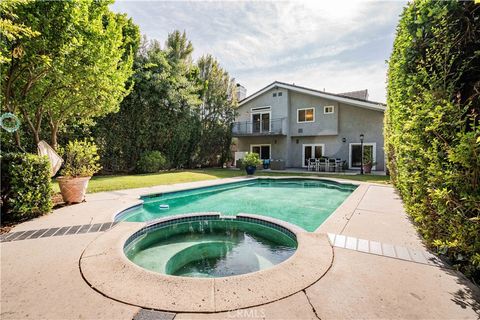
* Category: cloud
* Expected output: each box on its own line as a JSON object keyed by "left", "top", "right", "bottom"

{"left": 111, "top": 0, "right": 406, "bottom": 102}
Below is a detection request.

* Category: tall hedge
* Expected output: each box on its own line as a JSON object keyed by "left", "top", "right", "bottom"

{"left": 386, "top": 0, "right": 479, "bottom": 281}
{"left": 1, "top": 153, "right": 53, "bottom": 222}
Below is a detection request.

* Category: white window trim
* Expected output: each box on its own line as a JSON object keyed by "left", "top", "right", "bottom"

{"left": 251, "top": 106, "right": 271, "bottom": 112}
{"left": 324, "top": 105, "right": 335, "bottom": 114}
{"left": 301, "top": 143, "right": 325, "bottom": 168}
{"left": 250, "top": 144, "right": 272, "bottom": 160}
{"left": 297, "top": 107, "right": 315, "bottom": 123}
{"left": 250, "top": 110, "right": 272, "bottom": 133}
{"left": 349, "top": 142, "right": 376, "bottom": 170}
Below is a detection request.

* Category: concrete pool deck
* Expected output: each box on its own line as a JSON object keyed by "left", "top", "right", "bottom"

{"left": 1, "top": 176, "right": 479, "bottom": 319}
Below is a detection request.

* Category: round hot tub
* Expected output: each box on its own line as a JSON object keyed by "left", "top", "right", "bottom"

{"left": 124, "top": 215, "right": 297, "bottom": 277}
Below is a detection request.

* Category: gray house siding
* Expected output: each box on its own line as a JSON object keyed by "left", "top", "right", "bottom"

{"left": 289, "top": 92, "right": 339, "bottom": 136}
{"left": 233, "top": 84, "right": 385, "bottom": 171}
{"left": 235, "top": 88, "right": 289, "bottom": 125}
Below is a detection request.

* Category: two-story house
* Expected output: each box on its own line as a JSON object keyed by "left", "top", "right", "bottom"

{"left": 232, "top": 81, "right": 386, "bottom": 172}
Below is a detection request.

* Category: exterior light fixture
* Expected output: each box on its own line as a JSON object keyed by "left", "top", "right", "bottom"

{"left": 342, "top": 137, "right": 346, "bottom": 143}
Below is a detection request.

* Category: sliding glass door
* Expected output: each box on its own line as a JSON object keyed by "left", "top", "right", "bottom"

{"left": 251, "top": 145, "right": 271, "bottom": 160}
{"left": 252, "top": 112, "right": 270, "bottom": 133}
{"left": 349, "top": 143, "right": 375, "bottom": 169}
{"left": 302, "top": 144, "right": 324, "bottom": 167}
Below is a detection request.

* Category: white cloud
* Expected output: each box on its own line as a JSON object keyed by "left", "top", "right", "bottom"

{"left": 111, "top": 0, "right": 406, "bottom": 102}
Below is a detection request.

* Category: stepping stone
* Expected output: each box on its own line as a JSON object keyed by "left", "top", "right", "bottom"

{"left": 357, "top": 238, "right": 369, "bottom": 253}
{"left": 395, "top": 245, "right": 412, "bottom": 261}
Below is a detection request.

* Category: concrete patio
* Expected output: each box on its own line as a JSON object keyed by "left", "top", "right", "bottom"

{"left": 1, "top": 177, "right": 479, "bottom": 319}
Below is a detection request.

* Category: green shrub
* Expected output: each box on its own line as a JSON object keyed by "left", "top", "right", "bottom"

{"left": 61, "top": 140, "right": 102, "bottom": 177}
{"left": 386, "top": 0, "right": 479, "bottom": 281}
{"left": 242, "top": 152, "right": 262, "bottom": 167}
{"left": 136, "top": 151, "right": 168, "bottom": 173}
{"left": 1, "top": 153, "right": 53, "bottom": 222}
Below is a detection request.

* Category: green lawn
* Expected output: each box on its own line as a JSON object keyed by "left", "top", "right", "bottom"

{"left": 52, "top": 168, "right": 390, "bottom": 194}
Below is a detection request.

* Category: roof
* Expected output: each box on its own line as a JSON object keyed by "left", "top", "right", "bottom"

{"left": 238, "top": 81, "right": 386, "bottom": 112}
{"left": 338, "top": 89, "right": 369, "bottom": 101}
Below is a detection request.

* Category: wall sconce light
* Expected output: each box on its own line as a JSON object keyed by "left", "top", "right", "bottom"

{"left": 274, "top": 139, "right": 277, "bottom": 144}
{"left": 296, "top": 139, "right": 299, "bottom": 144}
{"left": 342, "top": 137, "right": 346, "bottom": 143}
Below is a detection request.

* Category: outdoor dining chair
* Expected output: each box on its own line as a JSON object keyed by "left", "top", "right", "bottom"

{"left": 307, "top": 158, "right": 316, "bottom": 171}
{"left": 328, "top": 158, "right": 337, "bottom": 172}
{"left": 318, "top": 157, "right": 327, "bottom": 172}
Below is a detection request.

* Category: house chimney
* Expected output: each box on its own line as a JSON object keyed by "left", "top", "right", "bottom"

{"left": 236, "top": 83, "right": 246, "bottom": 101}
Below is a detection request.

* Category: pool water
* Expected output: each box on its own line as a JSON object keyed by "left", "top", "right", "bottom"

{"left": 124, "top": 219, "right": 297, "bottom": 277}
{"left": 117, "top": 179, "right": 357, "bottom": 232}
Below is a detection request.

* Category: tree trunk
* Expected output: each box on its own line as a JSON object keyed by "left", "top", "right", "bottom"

{"left": 50, "top": 122, "right": 59, "bottom": 150}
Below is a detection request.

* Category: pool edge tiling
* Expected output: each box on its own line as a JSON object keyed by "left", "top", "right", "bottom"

{"left": 79, "top": 213, "right": 333, "bottom": 313}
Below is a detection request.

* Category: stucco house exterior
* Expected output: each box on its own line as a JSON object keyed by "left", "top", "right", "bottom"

{"left": 232, "top": 81, "right": 386, "bottom": 171}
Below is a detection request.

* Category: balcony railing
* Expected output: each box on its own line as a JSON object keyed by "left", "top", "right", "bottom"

{"left": 232, "top": 118, "right": 286, "bottom": 136}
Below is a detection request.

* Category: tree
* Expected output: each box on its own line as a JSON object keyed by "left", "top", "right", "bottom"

{"left": 96, "top": 33, "right": 202, "bottom": 171}
{"left": 385, "top": 0, "right": 479, "bottom": 281}
{"left": 1, "top": 0, "right": 139, "bottom": 150}
{"left": 196, "top": 54, "right": 237, "bottom": 166}
{"left": 0, "top": 0, "right": 39, "bottom": 64}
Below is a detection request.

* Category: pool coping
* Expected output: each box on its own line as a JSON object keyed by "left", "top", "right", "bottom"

{"left": 79, "top": 213, "right": 333, "bottom": 313}
{"left": 111, "top": 176, "right": 360, "bottom": 223}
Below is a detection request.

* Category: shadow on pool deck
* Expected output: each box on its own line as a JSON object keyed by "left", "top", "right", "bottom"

{"left": 1, "top": 178, "right": 479, "bottom": 319}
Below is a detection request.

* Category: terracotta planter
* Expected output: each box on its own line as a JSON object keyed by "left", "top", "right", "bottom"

{"left": 57, "top": 176, "right": 91, "bottom": 204}
{"left": 363, "top": 163, "right": 372, "bottom": 174}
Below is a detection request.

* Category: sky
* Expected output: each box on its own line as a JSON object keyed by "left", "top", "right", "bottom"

{"left": 111, "top": 0, "right": 407, "bottom": 103}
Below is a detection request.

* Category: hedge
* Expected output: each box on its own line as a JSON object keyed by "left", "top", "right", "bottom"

{"left": 386, "top": 0, "right": 479, "bottom": 282}
{"left": 1, "top": 153, "right": 53, "bottom": 222}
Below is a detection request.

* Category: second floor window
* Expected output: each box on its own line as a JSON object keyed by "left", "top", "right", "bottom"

{"left": 298, "top": 108, "right": 315, "bottom": 123}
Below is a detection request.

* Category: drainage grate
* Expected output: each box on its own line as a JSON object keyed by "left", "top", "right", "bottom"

{"left": 133, "top": 309, "right": 175, "bottom": 320}
{"left": 0, "top": 221, "right": 118, "bottom": 243}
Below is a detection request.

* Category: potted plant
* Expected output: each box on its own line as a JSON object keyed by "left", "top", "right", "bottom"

{"left": 57, "top": 140, "right": 102, "bottom": 203}
{"left": 362, "top": 149, "right": 376, "bottom": 174}
{"left": 242, "top": 152, "right": 262, "bottom": 175}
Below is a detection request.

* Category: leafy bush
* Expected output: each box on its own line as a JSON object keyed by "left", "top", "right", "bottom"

{"left": 136, "top": 151, "right": 168, "bottom": 173}
{"left": 386, "top": 0, "right": 479, "bottom": 281}
{"left": 1, "top": 153, "right": 53, "bottom": 222}
{"left": 61, "top": 140, "right": 102, "bottom": 177}
{"left": 242, "top": 153, "right": 262, "bottom": 167}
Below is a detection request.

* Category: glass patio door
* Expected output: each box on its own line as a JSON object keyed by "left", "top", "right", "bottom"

{"left": 251, "top": 145, "right": 271, "bottom": 160}
{"left": 252, "top": 112, "right": 270, "bottom": 133}
{"left": 303, "top": 144, "right": 323, "bottom": 167}
{"left": 350, "top": 144, "right": 373, "bottom": 168}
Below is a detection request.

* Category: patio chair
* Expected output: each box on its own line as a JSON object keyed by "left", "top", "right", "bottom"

{"left": 335, "top": 158, "right": 342, "bottom": 172}
{"left": 328, "top": 158, "right": 336, "bottom": 172}
{"left": 317, "top": 157, "right": 327, "bottom": 172}
{"left": 307, "top": 158, "right": 316, "bottom": 171}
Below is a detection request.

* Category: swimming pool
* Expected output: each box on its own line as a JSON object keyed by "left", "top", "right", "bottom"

{"left": 116, "top": 178, "right": 357, "bottom": 232}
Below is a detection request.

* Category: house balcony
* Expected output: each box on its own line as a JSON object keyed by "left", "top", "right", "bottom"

{"left": 232, "top": 118, "right": 287, "bottom": 136}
